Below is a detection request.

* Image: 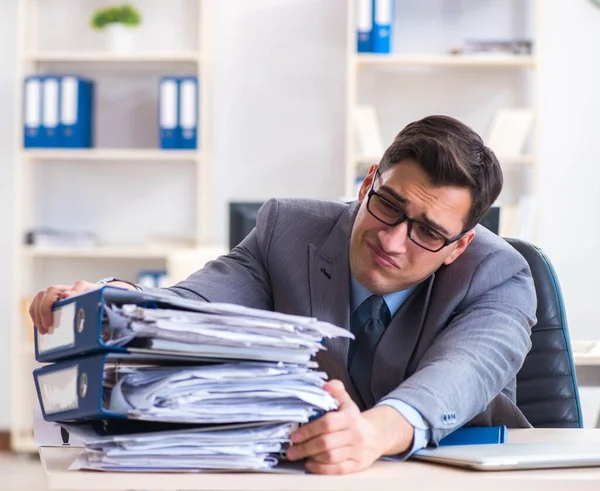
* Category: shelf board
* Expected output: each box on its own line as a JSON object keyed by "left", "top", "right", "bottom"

{"left": 22, "top": 149, "right": 201, "bottom": 162}
{"left": 26, "top": 51, "right": 201, "bottom": 63}
{"left": 356, "top": 54, "right": 537, "bottom": 68}
{"left": 21, "top": 245, "right": 189, "bottom": 259}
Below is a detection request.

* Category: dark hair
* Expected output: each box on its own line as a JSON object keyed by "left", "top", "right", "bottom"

{"left": 379, "top": 115, "right": 503, "bottom": 232}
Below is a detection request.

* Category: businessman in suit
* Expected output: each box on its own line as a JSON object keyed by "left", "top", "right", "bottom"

{"left": 30, "top": 115, "right": 537, "bottom": 474}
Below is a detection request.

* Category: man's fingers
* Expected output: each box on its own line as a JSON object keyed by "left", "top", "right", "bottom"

{"left": 309, "top": 445, "right": 356, "bottom": 464}
{"left": 35, "top": 285, "right": 71, "bottom": 333}
{"left": 291, "top": 411, "right": 350, "bottom": 444}
{"left": 287, "top": 430, "right": 351, "bottom": 460}
{"left": 29, "top": 291, "right": 46, "bottom": 334}
{"left": 324, "top": 380, "right": 356, "bottom": 411}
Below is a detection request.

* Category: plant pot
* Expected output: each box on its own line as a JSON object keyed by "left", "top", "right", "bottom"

{"left": 105, "top": 24, "right": 136, "bottom": 53}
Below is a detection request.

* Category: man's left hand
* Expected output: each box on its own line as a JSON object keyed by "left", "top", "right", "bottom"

{"left": 286, "top": 380, "right": 398, "bottom": 474}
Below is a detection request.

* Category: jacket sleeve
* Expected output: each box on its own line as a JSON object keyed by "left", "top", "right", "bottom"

{"left": 140, "top": 199, "right": 280, "bottom": 311}
{"left": 380, "top": 249, "right": 537, "bottom": 444}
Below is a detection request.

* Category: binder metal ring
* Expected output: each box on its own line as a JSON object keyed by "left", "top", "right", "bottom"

{"left": 76, "top": 308, "right": 85, "bottom": 333}
{"left": 79, "top": 372, "right": 88, "bottom": 398}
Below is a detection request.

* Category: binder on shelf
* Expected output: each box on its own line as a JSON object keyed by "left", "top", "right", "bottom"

{"left": 40, "top": 76, "right": 61, "bottom": 147}
{"left": 179, "top": 76, "right": 198, "bottom": 149}
{"left": 372, "top": 0, "right": 393, "bottom": 54}
{"left": 23, "top": 76, "right": 43, "bottom": 148}
{"left": 60, "top": 76, "right": 94, "bottom": 148}
{"left": 158, "top": 76, "right": 180, "bottom": 149}
{"left": 356, "top": 0, "right": 373, "bottom": 53}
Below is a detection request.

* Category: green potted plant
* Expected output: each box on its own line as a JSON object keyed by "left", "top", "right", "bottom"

{"left": 90, "top": 4, "right": 142, "bottom": 52}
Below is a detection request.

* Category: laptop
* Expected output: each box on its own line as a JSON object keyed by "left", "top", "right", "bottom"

{"left": 413, "top": 442, "right": 600, "bottom": 471}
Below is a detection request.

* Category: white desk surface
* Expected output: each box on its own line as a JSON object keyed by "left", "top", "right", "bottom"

{"left": 39, "top": 429, "right": 600, "bottom": 491}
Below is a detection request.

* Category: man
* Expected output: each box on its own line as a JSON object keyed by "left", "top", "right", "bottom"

{"left": 30, "top": 115, "right": 537, "bottom": 475}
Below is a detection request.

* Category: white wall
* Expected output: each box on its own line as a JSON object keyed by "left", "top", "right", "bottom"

{"left": 0, "top": 0, "right": 599, "bottom": 431}
{"left": 536, "top": 0, "right": 600, "bottom": 341}
{"left": 0, "top": 0, "right": 18, "bottom": 429}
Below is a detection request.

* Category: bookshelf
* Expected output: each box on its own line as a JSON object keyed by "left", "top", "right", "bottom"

{"left": 10, "top": 0, "right": 217, "bottom": 452}
{"left": 345, "top": 0, "right": 540, "bottom": 239}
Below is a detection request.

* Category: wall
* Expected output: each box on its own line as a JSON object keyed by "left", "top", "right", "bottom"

{"left": 0, "top": 0, "right": 18, "bottom": 429}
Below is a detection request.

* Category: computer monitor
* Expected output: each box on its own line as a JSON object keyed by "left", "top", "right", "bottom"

{"left": 480, "top": 206, "right": 500, "bottom": 235}
{"left": 228, "top": 202, "right": 500, "bottom": 251}
{"left": 229, "top": 202, "right": 264, "bottom": 250}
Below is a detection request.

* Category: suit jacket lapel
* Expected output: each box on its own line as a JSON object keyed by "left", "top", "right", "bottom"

{"left": 371, "top": 274, "right": 435, "bottom": 403}
{"left": 309, "top": 202, "right": 362, "bottom": 406}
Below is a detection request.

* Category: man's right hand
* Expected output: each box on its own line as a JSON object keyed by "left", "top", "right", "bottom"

{"left": 29, "top": 280, "right": 136, "bottom": 334}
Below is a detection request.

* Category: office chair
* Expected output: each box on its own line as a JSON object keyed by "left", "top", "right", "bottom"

{"left": 506, "top": 238, "right": 584, "bottom": 428}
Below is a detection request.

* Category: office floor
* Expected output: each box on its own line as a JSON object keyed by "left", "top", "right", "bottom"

{"left": 0, "top": 452, "right": 47, "bottom": 490}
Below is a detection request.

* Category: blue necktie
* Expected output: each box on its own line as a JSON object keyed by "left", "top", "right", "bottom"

{"left": 349, "top": 295, "right": 390, "bottom": 408}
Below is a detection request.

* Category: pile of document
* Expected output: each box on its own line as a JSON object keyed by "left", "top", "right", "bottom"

{"left": 34, "top": 287, "right": 352, "bottom": 472}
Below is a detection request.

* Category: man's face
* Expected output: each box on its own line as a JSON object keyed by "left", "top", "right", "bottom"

{"left": 349, "top": 160, "right": 476, "bottom": 295}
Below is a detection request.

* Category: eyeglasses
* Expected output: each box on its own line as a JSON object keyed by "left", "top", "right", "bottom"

{"left": 366, "top": 169, "right": 468, "bottom": 253}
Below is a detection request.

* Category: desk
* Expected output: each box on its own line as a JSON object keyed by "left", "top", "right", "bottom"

{"left": 40, "top": 429, "right": 600, "bottom": 491}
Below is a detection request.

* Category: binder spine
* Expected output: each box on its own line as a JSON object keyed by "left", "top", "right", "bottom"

{"left": 23, "top": 76, "right": 42, "bottom": 148}
{"left": 179, "top": 76, "right": 198, "bottom": 149}
{"left": 60, "top": 77, "right": 94, "bottom": 148}
{"left": 159, "top": 77, "right": 180, "bottom": 149}
{"left": 372, "top": 0, "right": 393, "bottom": 54}
{"left": 356, "top": 0, "right": 373, "bottom": 53}
{"left": 41, "top": 76, "right": 61, "bottom": 148}
{"left": 33, "top": 353, "right": 110, "bottom": 422}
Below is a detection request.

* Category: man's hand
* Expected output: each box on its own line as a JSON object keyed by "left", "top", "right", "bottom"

{"left": 286, "top": 380, "right": 414, "bottom": 474}
{"left": 29, "top": 280, "right": 135, "bottom": 334}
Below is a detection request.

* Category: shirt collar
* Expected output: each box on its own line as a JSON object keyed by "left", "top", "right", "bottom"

{"left": 350, "top": 274, "right": 416, "bottom": 317}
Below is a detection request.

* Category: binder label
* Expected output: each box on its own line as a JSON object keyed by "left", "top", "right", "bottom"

{"left": 160, "top": 79, "right": 177, "bottom": 130}
{"left": 38, "top": 366, "right": 79, "bottom": 415}
{"left": 180, "top": 79, "right": 197, "bottom": 132}
{"left": 375, "top": 0, "right": 393, "bottom": 24}
{"left": 25, "top": 78, "right": 41, "bottom": 128}
{"left": 37, "top": 302, "right": 76, "bottom": 354}
{"left": 43, "top": 78, "right": 60, "bottom": 129}
{"left": 61, "top": 77, "right": 78, "bottom": 126}
{"left": 357, "top": 0, "right": 373, "bottom": 31}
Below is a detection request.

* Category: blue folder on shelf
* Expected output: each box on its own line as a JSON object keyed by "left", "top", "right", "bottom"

{"left": 372, "top": 0, "right": 393, "bottom": 54}
{"left": 40, "top": 76, "right": 61, "bottom": 148}
{"left": 158, "top": 76, "right": 180, "bottom": 149}
{"left": 178, "top": 76, "right": 198, "bottom": 149}
{"left": 356, "top": 0, "right": 373, "bottom": 53}
{"left": 59, "top": 76, "right": 94, "bottom": 148}
{"left": 23, "top": 76, "right": 43, "bottom": 148}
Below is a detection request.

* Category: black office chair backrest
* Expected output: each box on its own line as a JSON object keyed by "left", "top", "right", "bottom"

{"left": 506, "top": 238, "right": 583, "bottom": 428}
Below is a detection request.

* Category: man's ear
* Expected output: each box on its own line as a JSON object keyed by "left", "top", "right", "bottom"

{"left": 443, "top": 229, "right": 476, "bottom": 265}
{"left": 357, "top": 165, "right": 379, "bottom": 202}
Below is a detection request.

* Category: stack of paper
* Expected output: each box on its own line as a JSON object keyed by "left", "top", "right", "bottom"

{"left": 63, "top": 422, "right": 300, "bottom": 472}
{"left": 43, "top": 293, "right": 353, "bottom": 472}
{"left": 103, "top": 301, "right": 350, "bottom": 366}
{"left": 107, "top": 363, "right": 338, "bottom": 423}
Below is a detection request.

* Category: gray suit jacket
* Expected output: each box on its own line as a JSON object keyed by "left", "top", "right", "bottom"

{"left": 155, "top": 198, "right": 537, "bottom": 443}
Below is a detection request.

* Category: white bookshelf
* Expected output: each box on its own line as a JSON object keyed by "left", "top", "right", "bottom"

{"left": 21, "top": 148, "right": 201, "bottom": 162}
{"left": 10, "top": 0, "right": 216, "bottom": 453}
{"left": 21, "top": 244, "right": 187, "bottom": 259}
{"left": 26, "top": 51, "right": 201, "bottom": 63}
{"left": 355, "top": 54, "right": 537, "bottom": 68}
{"left": 345, "top": 0, "right": 540, "bottom": 240}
